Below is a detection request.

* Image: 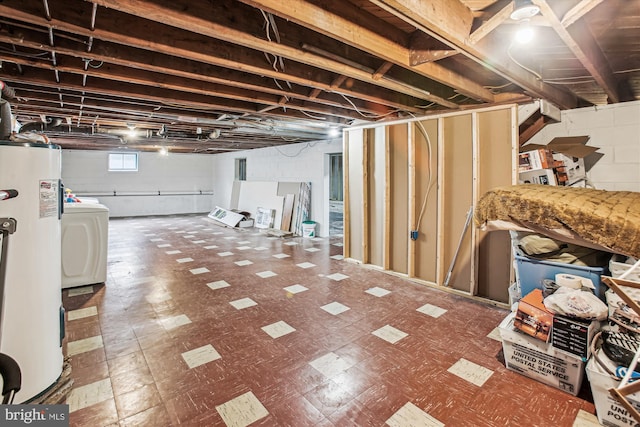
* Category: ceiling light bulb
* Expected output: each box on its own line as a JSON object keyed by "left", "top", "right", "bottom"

{"left": 510, "top": 0, "right": 540, "bottom": 21}
{"left": 515, "top": 23, "right": 535, "bottom": 44}
{"left": 159, "top": 147, "right": 168, "bottom": 155}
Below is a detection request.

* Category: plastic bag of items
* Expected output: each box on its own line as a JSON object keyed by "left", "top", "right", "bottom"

{"left": 543, "top": 286, "right": 608, "bottom": 321}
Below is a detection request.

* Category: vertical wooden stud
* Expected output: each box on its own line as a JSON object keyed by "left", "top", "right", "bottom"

{"left": 343, "top": 131, "right": 351, "bottom": 259}
{"left": 435, "top": 117, "right": 445, "bottom": 285}
{"left": 362, "top": 130, "right": 370, "bottom": 265}
{"left": 407, "top": 122, "right": 416, "bottom": 278}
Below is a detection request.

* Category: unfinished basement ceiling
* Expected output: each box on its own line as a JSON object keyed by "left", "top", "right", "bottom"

{"left": 0, "top": 0, "right": 638, "bottom": 153}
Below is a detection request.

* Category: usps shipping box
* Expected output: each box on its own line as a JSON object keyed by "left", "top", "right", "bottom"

{"left": 500, "top": 313, "right": 585, "bottom": 396}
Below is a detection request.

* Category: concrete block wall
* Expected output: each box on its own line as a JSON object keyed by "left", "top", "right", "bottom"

{"left": 527, "top": 100, "right": 640, "bottom": 191}
{"left": 62, "top": 150, "right": 215, "bottom": 216}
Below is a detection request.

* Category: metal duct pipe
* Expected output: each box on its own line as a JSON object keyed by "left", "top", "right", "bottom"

{"left": 0, "top": 81, "right": 15, "bottom": 100}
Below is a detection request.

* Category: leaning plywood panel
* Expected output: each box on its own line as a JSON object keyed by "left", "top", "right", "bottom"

{"left": 237, "top": 181, "right": 284, "bottom": 229}
{"left": 345, "top": 129, "right": 365, "bottom": 263}
{"left": 475, "top": 108, "right": 517, "bottom": 303}
{"left": 389, "top": 124, "right": 409, "bottom": 274}
{"left": 368, "top": 127, "right": 386, "bottom": 268}
{"left": 412, "top": 120, "right": 439, "bottom": 282}
{"left": 440, "top": 114, "right": 474, "bottom": 292}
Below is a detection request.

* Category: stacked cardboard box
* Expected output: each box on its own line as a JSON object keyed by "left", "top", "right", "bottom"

{"left": 499, "top": 286, "right": 602, "bottom": 397}
{"left": 518, "top": 136, "right": 599, "bottom": 187}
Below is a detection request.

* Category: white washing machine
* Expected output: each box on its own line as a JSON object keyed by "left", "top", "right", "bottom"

{"left": 61, "top": 203, "right": 109, "bottom": 288}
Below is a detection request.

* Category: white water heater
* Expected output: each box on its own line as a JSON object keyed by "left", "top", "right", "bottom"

{"left": 0, "top": 141, "right": 64, "bottom": 402}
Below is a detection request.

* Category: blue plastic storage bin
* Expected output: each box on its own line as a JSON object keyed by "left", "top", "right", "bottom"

{"left": 515, "top": 254, "right": 608, "bottom": 301}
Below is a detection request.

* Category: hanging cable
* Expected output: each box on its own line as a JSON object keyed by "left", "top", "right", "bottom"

{"left": 338, "top": 93, "right": 402, "bottom": 119}
{"left": 406, "top": 113, "right": 436, "bottom": 240}
{"left": 507, "top": 42, "right": 542, "bottom": 81}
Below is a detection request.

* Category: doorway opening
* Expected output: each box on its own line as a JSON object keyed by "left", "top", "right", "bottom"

{"left": 329, "top": 153, "right": 343, "bottom": 236}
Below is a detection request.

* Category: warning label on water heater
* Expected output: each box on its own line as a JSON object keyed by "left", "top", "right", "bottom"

{"left": 39, "top": 180, "right": 58, "bottom": 218}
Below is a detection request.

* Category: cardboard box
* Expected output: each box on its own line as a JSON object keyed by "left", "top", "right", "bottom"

{"left": 519, "top": 168, "right": 557, "bottom": 185}
{"left": 551, "top": 315, "right": 600, "bottom": 361}
{"left": 514, "top": 289, "right": 554, "bottom": 342}
{"left": 521, "top": 136, "right": 599, "bottom": 186}
{"left": 499, "top": 313, "right": 585, "bottom": 395}
{"left": 519, "top": 148, "right": 554, "bottom": 172}
{"left": 586, "top": 350, "right": 640, "bottom": 426}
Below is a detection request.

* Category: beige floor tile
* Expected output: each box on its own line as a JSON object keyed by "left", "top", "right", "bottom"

{"left": 216, "top": 391, "right": 269, "bottom": 427}
{"left": 386, "top": 402, "right": 444, "bottom": 427}
{"left": 67, "top": 378, "right": 113, "bottom": 413}
{"left": 68, "top": 335, "right": 104, "bottom": 356}
{"left": 182, "top": 344, "right": 222, "bottom": 369}
{"left": 68, "top": 306, "right": 98, "bottom": 321}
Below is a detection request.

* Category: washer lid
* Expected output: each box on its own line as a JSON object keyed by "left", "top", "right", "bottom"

{"left": 63, "top": 203, "right": 109, "bottom": 213}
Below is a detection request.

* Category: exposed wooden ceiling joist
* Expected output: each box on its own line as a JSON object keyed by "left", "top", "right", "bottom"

{"left": 0, "top": 0, "right": 636, "bottom": 153}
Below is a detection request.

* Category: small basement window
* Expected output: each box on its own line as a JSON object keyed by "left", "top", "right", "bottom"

{"left": 235, "top": 158, "right": 246, "bottom": 181}
{"left": 108, "top": 152, "right": 138, "bottom": 171}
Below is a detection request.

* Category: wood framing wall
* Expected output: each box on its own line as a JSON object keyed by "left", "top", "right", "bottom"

{"left": 344, "top": 105, "right": 517, "bottom": 303}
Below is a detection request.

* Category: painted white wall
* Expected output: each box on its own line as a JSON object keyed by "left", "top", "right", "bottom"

{"left": 61, "top": 150, "right": 215, "bottom": 216}
{"left": 211, "top": 138, "right": 343, "bottom": 237}
{"left": 527, "top": 100, "right": 640, "bottom": 191}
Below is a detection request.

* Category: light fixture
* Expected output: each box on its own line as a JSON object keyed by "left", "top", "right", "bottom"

{"left": 159, "top": 147, "right": 168, "bottom": 156}
{"left": 514, "top": 22, "right": 535, "bottom": 44}
{"left": 328, "top": 127, "right": 340, "bottom": 138}
{"left": 510, "top": 0, "right": 540, "bottom": 21}
{"left": 125, "top": 123, "right": 137, "bottom": 139}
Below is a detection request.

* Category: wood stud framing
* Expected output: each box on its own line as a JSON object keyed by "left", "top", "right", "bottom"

{"left": 343, "top": 104, "right": 517, "bottom": 304}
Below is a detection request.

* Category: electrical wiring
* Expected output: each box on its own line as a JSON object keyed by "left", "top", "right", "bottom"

{"left": 261, "top": 10, "right": 292, "bottom": 90}
{"left": 615, "top": 68, "right": 640, "bottom": 74}
{"left": 544, "top": 79, "right": 597, "bottom": 85}
{"left": 408, "top": 113, "right": 436, "bottom": 236}
{"left": 484, "top": 82, "right": 514, "bottom": 90}
{"left": 82, "top": 59, "right": 104, "bottom": 69}
{"left": 300, "top": 110, "right": 327, "bottom": 120}
{"left": 507, "top": 43, "right": 542, "bottom": 81}
{"left": 415, "top": 102, "right": 436, "bottom": 109}
{"left": 274, "top": 141, "right": 319, "bottom": 157}
{"left": 338, "top": 93, "right": 402, "bottom": 119}
{"left": 0, "top": 46, "right": 51, "bottom": 59}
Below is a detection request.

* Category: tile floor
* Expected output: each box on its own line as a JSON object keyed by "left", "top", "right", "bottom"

{"left": 62, "top": 214, "right": 601, "bottom": 426}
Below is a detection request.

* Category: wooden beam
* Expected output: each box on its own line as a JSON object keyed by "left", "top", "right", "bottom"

{"left": 0, "top": 0, "right": 429, "bottom": 117}
{"left": 89, "top": 0, "right": 465, "bottom": 108}
{"left": 372, "top": 62, "right": 394, "bottom": 80}
{"left": 0, "top": 71, "right": 340, "bottom": 125}
{"left": 518, "top": 115, "right": 546, "bottom": 146}
{"left": 469, "top": 2, "right": 514, "bottom": 44}
{"left": 561, "top": 0, "right": 604, "bottom": 27}
{"left": 533, "top": 0, "right": 629, "bottom": 103}
{"left": 409, "top": 32, "right": 458, "bottom": 66}
{"left": 372, "top": 0, "right": 579, "bottom": 109}
{"left": 238, "top": 0, "right": 495, "bottom": 103}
